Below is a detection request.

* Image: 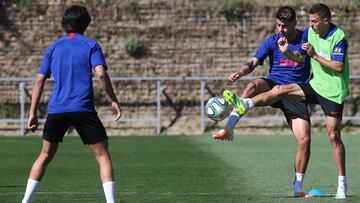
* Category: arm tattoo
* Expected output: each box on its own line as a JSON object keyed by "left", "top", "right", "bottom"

{"left": 246, "top": 62, "right": 255, "bottom": 72}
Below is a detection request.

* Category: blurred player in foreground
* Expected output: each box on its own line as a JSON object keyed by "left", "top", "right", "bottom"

{"left": 222, "top": 3, "right": 349, "bottom": 199}
{"left": 22, "top": 5, "right": 121, "bottom": 203}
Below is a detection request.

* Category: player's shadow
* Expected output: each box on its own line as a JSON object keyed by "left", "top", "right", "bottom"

{"left": 268, "top": 193, "right": 353, "bottom": 200}
{"left": 160, "top": 89, "right": 184, "bottom": 133}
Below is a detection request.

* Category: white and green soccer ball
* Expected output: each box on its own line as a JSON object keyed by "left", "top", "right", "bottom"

{"left": 205, "top": 96, "right": 232, "bottom": 121}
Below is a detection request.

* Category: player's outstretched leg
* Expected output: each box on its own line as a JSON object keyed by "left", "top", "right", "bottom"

{"left": 223, "top": 90, "right": 248, "bottom": 116}
{"left": 213, "top": 90, "right": 251, "bottom": 141}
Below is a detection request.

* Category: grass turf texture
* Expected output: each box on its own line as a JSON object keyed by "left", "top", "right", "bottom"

{"left": 0, "top": 134, "right": 359, "bottom": 202}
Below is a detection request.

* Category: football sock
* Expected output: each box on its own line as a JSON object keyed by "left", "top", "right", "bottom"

{"left": 22, "top": 178, "right": 40, "bottom": 203}
{"left": 224, "top": 111, "right": 240, "bottom": 131}
{"left": 103, "top": 181, "right": 116, "bottom": 203}
{"left": 243, "top": 98, "right": 254, "bottom": 109}
{"left": 337, "top": 176, "right": 347, "bottom": 193}
{"left": 294, "top": 173, "right": 305, "bottom": 192}
{"left": 295, "top": 173, "right": 305, "bottom": 183}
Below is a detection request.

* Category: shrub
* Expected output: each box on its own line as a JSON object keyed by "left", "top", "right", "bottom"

{"left": 215, "top": 0, "right": 252, "bottom": 20}
{"left": 124, "top": 34, "right": 142, "bottom": 57}
{"left": 11, "top": 0, "right": 32, "bottom": 6}
{"left": 123, "top": 0, "right": 140, "bottom": 18}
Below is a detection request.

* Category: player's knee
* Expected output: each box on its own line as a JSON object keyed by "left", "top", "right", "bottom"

{"left": 327, "top": 123, "right": 340, "bottom": 133}
{"left": 40, "top": 150, "right": 55, "bottom": 161}
{"left": 93, "top": 148, "right": 110, "bottom": 159}
{"left": 273, "top": 85, "right": 293, "bottom": 96}
{"left": 271, "top": 85, "right": 282, "bottom": 95}
{"left": 327, "top": 129, "right": 342, "bottom": 145}
{"left": 297, "top": 135, "right": 311, "bottom": 147}
{"left": 96, "top": 153, "right": 112, "bottom": 166}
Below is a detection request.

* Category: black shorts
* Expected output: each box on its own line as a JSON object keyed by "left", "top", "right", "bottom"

{"left": 299, "top": 83, "right": 344, "bottom": 119}
{"left": 43, "top": 112, "right": 108, "bottom": 145}
{"left": 262, "top": 78, "right": 310, "bottom": 123}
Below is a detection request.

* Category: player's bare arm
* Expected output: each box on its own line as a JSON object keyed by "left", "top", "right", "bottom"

{"left": 95, "top": 65, "right": 122, "bottom": 121}
{"left": 302, "top": 43, "right": 344, "bottom": 72}
{"left": 278, "top": 37, "right": 306, "bottom": 63}
{"left": 229, "top": 57, "right": 259, "bottom": 82}
{"left": 28, "top": 74, "right": 47, "bottom": 132}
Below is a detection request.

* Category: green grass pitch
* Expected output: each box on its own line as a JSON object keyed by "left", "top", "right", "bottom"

{"left": 0, "top": 134, "right": 359, "bottom": 202}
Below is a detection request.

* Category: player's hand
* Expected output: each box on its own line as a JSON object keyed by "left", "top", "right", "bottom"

{"left": 301, "top": 43, "right": 316, "bottom": 57}
{"left": 228, "top": 71, "right": 242, "bottom": 82}
{"left": 278, "top": 37, "right": 289, "bottom": 53}
{"left": 112, "top": 101, "right": 122, "bottom": 121}
{"left": 28, "top": 114, "right": 38, "bottom": 132}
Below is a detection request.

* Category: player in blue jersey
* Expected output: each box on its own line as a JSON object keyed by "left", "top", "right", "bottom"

{"left": 21, "top": 6, "right": 121, "bottom": 203}
{"left": 213, "top": 6, "right": 312, "bottom": 197}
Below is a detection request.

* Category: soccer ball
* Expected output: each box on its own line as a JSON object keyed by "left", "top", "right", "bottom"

{"left": 205, "top": 97, "right": 232, "bottom": 121}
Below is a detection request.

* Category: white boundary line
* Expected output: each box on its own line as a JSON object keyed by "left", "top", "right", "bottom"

{"left": 1, "top": 191, "right": 243, "bottom": 196}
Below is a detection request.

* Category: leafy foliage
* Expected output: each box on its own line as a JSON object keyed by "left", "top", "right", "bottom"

{"left": 215, "top": 0, "right": 253, "bottom": 19}
{"left": 10, "top": 0, "right": 32, "bottom": 6}
{"left": 123, "top": 0, "right": 140, "bottom": 18}
{"left": 124, "top": 34, "right": 143, "bottom": 57}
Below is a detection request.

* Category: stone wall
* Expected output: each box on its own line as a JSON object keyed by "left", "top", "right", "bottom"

{"left": 1, "top": 0, "right": 360, "bottom": 135}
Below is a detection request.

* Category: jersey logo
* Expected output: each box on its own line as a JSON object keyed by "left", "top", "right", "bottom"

{"left": 330, "top": 111, "right": 339, "bottom": 115}
{"left": 67, "top": 33, "right": 75, "bottom": 40}
{"left": 334, "top": 47, "right": 342, "bottom": 53}
{"left": 333, "top": 47, "right": 344, "bottom": 56}
{"left": 279, "top": 58, "right": 303, "bottom": 67}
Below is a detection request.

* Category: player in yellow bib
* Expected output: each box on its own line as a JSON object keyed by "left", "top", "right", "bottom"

{"left": 221, "top": 3, "right": 349, "bottom": 199}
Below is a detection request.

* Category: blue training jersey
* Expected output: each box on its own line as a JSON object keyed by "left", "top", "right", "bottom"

{"left": 255, "top": 30, "right": 310, "bottom": 85}
{"left": 38, "top": 33, "right": 107, "bottom": 114}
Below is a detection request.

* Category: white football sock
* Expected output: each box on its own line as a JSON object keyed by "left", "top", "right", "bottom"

{"left": 103, "top": 181, "right": 116, "bottom": 203}
{"left": 337, "top": 176, "right": 347, "bottom": 193}
{"left": 22, "top": 178, "right": 40, "bottom": 203}
{"left": 295, "top": 172, "right": 305, "bottom": 183}
{"left": 224, "top": 111, "right": 240, "bottom": 131}
{"left": 243, "top": 98, "right": 254, "bottom": 109}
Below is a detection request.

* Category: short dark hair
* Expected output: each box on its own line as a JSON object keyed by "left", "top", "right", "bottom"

{"left": 61, "top": 5, "right": 91, "bottom": 33}
{"left": 309, "top": 3, "right": 331, "bottom": 20}
{"left": 276, "top": 6, "right": 296, "bottom": 22}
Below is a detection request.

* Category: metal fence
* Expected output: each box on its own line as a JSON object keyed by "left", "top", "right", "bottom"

{"left": 1, "top": 76, "right": 360, "bottom": 136}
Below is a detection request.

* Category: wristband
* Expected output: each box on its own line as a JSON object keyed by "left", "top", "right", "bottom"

{"left": 245, "top": 62, "right": 254, "bottom": 72}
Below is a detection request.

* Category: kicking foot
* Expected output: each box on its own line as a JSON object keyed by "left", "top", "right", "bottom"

{"left": 223, "top": 90, "right": 248, "bottom": 116}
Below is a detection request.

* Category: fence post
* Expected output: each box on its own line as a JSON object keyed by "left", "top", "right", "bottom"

{"left": 19, "top": 82, "right": 25, "bottom": 136}
{"left": 156, "top": 80, "right": 162, "bottom": 134}
{"left": 200, "top": 81, "right": 206, "bottom": 133}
